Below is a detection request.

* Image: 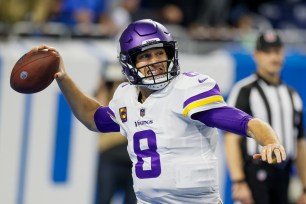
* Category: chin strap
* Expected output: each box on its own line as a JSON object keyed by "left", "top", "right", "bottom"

{"left": 145, "top": 81, "right": 170, "bottom": 90}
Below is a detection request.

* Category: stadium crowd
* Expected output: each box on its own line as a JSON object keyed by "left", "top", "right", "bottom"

{"left": 0, "top": 0, "right": 306, "bottom": 40}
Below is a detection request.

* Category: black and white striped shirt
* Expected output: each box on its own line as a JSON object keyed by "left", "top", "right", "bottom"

{"left": 227, "top": 73, "right": 304, "bottom": 159}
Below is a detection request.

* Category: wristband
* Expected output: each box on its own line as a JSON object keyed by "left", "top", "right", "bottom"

{"left": 232, "top": 179, "right": 246, "bottom": 184}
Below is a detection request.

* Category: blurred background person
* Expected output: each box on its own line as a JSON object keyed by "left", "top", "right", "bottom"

{"left": 0, "top": 0, "right": 37, "bottom": 24}
{"left": 31, "top": 0, "right": 98, "bottom": 34}
{"left": 224, "top": 31, "right": 306, "bottom": 204}
{"left": 97, "top": 0, "right": 142, "bottom": 37}
{"left": 94, "top": 62, "right": 137, "bottom": 204}
{"left": 2, "top": 0, "right": 100, "bottom": 37}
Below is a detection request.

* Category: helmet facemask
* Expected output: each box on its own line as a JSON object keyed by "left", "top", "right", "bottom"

{"left": 135, "top": 59, "right": 174, "bottom": 90}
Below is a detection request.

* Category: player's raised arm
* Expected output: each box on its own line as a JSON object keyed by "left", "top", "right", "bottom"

{"left": 34, "top": 45, "right": 102, "bottom": 132}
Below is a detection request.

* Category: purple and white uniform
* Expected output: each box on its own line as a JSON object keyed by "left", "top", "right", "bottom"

{"left": 94, "top": 72, "right": 252, "bottom": 204}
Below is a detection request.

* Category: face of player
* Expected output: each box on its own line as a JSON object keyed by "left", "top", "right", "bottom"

{"left": 135, "top": 48, "right": 168, "bottom": 79}
{"left": 254, "top": 47, "right": 284, "bottom": 77}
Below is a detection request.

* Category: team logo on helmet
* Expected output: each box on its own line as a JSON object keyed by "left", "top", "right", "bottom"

{"left": 142, "top": 38, "right": 160, "bottom": 45}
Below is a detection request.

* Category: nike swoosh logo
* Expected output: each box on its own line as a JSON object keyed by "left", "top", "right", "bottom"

{"left": 198, "top": 77, "right": 208, "bottom": 83}
{"left": 107, "top": 111, "right": 119, "bottom": 124}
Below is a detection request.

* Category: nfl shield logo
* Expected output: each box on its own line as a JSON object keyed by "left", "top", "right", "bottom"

{"left": 140, "top": 108, "right": 145, "bottom": 117}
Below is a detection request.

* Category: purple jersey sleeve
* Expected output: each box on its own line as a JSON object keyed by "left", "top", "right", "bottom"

{"left": 94, "top": 106, "right": 120, "bottom": 133}
{"left": 191, "top": 106, "right": 253, "bottom": 137}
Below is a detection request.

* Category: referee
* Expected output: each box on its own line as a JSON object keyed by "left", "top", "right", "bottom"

{"left": 224, "top": 31, "right": 306, "bottom": 204}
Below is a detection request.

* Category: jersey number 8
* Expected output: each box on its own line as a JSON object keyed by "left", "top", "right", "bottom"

{"left": 133, "top": 130, "right": 161, "bottom": 179}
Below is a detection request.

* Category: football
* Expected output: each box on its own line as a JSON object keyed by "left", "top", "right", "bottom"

{"left": 10, "top": 49, "right": 60, "bottom": 94}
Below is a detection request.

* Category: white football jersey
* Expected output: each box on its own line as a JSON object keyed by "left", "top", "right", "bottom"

{"left": 109, "top": 72, "right": 226, "bottom": 204}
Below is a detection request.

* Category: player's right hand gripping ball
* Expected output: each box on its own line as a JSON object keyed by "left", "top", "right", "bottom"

{"left": 10, "top": 49, "right": 60, "bottom": 94}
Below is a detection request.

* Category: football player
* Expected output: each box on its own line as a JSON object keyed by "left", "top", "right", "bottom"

{"left": 34, "top": 19, "right": 286, "bottom": 204}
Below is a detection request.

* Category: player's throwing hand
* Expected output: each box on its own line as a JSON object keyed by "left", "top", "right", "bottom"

{"left": 31, "top": 45, "right": 66, "bottom": 80}
{"left": 253, "top": 143, "right": 286, "bottom": 164}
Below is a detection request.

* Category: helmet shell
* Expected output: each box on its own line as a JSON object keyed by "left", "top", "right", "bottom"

{"left": 119, "top": 19, "right": 174, "bottom": 53}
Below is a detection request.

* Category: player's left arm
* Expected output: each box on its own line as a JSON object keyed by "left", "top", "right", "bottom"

{"left": 183, "top": 75, "right": 286, "bottom": 163}
{"left": 192, "top": 106, "right": 286, "bottom": 164}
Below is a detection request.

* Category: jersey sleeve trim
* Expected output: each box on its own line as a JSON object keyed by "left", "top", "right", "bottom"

{"left": 183, "top": 95, "right": 224, "bottom": 117}
{"left": 94, "top": 106, "right": 120, "bottom": 133}
{"left": 183, "top": 84, "right": 221, "bottom": 108}
{"left": 182, "top": 84, "right": 225, "bottom": 117}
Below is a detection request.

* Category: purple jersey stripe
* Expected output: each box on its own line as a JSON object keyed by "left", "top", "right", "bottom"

{"left": 191, "top": 106, "right": 253, "bottom": 137}
{"left": 183, "top": 84, "right": 221, "bottom": 108}
{"left": 94, "top": 106, "right": 120, "bottom": 133}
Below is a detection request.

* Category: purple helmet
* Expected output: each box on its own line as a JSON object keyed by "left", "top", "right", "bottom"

{"left": 118, "top": 19, "right": 180, "bottom": 90}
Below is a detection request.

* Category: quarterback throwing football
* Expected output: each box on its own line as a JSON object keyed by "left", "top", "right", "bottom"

{"left": 33, "top": 19, "right": 286, "bottom": 204}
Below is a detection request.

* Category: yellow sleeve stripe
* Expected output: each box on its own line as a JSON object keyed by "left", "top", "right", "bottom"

{"left": 182, "top": 95, "right": 224, "bottom": 117}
